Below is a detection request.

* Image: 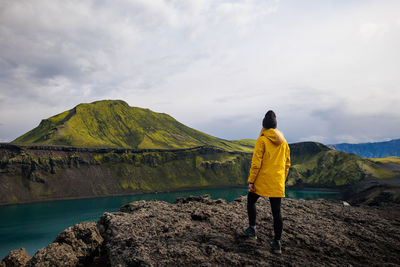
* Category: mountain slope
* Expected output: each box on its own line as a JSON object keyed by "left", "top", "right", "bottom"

{"left": 13, "top": 100, "right": 251, "bottom": 152}
{"left": 329, "top": 139, "right": 400, "bottom": 158}
{"left": 287, "top": 142, "right": 397, "bottom": 187}
{"left": 230, "top": 139, "right": 256, "bottom": 149}
{"left": 369, "top": 157, "right": 400, "bottom": 173}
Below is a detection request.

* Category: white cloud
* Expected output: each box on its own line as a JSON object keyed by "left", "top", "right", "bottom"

{"left": 0, "top": 0, "right": 399, "bottom": 144}
{"left": 299, "top": 136, "right": 327, "bottom": 144}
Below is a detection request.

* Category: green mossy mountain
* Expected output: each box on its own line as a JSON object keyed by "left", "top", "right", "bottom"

{"left": 13, "top": 100, "right": 252, "bottom": 152}
{"left": 287, "top": 142, "right": 397, "bottom": 188}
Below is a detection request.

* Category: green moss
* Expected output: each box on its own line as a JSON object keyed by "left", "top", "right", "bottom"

{"left": 120, "top": 179, "right": 139, "bottom": 190}
{"left": 287, "top": 143, "right": 397, "bottom": 187}
{"left": 231, "top": 139, "right": 256, "bottom": 148}
{"left": 93, "top": 154, "right": 104, "bottom": 163}
{"left": 48, "top": 110, "right": 71, "bottom": 124}
{"left": 91, "top": 148, "right": 251, "bottom": 193}
{"left": 359, "top": 160, "right": 396, "bottom": 179}
{"left": 12, "top": 100, "right": 252, "bottom": 152}
{"left": 369, "top": 157, "right": 400, "bottom": 164}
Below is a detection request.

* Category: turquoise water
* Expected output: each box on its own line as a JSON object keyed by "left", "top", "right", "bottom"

{"left": 0, "top": 188, "right": 338, "bottom": 258}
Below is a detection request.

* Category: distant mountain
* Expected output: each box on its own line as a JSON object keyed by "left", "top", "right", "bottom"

{"left": 329, "top": 139, "right": 400, "bottom": 158}
{"left": 13, "top": 100, "right": 251, "bottom": 152}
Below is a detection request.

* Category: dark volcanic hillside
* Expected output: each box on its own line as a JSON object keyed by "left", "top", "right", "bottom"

{"left": 2, "top": 195, "right": 399, "bottom": 266}
{"left": 0, "top": 144, "right": 251, "bottom": 205}
{"left": 0, "top": 141, "right": 396, "bottom": 205}
{"left": 13, "top": 100, "right": 251, "bottom": 152}
{"left": 329, "top": 139, "right": 400, "bottom": 158}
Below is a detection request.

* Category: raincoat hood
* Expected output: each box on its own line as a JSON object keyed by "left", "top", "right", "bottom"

{"left": 260, "top": 128, "right": 285, "bottom": 145}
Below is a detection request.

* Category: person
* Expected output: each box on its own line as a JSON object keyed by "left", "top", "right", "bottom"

{"left": 243, "top": 110, "right": 291, "bottom": 255}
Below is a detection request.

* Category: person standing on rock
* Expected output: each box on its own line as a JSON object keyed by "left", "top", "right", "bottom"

{"left": 244, "top": 110, "right": 291, "bottom": 255}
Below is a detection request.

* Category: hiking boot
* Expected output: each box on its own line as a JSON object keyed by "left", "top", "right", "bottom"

{"left": 243, "top": 226, "right": 257, "bottom": 240}
{"left": 270, "top": 240, "right": 282, "bottom": 255}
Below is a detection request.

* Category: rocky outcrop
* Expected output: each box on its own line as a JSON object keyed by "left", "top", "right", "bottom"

{"left": 25, "top": 222, "right": 103, "bottom": 267}
{"left": 2, "top": 195, "right": 399, "bottom": 266}
{"left": 0, "top": 248, "right": 30, "bottom": 267}
{"left": 0, "top": 222, "right": 103, "bottom": 267}
{"left": 0, "top": 143, "right": 226, "bottom": 154}
{"left": 346, "top": 184, "right": 400, "bottom": 206}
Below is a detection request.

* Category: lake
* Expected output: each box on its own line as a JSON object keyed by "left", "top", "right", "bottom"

{"left": 0, "top": 188, "right": 338, "bottom": 258}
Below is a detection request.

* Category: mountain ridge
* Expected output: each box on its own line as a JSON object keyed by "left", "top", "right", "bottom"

{"left": 329, "top": 139, "right": 400, "bottom": 158}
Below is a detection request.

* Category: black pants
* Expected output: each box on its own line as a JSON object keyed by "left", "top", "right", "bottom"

{"left": 247, "top": 192, "right": 283, "bottom": 241}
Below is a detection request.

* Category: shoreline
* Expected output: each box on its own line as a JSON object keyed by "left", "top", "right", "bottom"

{"left": 286, "top": 186, "right": 340, "bottom": 192}
{"left": 0, "top": 185, "right": 341, "bottom": 207}
{"left": 0, "top": 185, "right": 248, "bottom": 207}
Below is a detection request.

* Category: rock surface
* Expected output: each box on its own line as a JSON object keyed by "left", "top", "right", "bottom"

{"left": 347, "top": 184, "right": 400, "bottom": 206}
{"left": 0, "top": 248, "right": 30, "bottom": 267}
{"left": 2, "top": 195, "right": 399, "bottom": 266}
{"left": 97, "top": 195, "right": 400, "bottom": 267}
{"left": 25, "top": 222, "right": 103, "bottom": 267}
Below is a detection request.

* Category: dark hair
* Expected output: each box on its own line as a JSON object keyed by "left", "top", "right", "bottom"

{"left": 262, "top": 110, "right": 277, "bottom": 129}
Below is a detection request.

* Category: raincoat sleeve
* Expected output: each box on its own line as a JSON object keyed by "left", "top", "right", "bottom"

{"left": 248, "top": 137, "right": 265, "bottom": 183}
{"left": 285, "top": 144, "right": 291, "bottom": 179}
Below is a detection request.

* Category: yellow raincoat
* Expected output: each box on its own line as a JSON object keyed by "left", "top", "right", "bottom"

{"left": 248, "top": 128, "right": 291, "bottom": 197}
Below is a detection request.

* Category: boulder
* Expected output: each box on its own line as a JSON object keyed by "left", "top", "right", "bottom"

{"left": 1, "top": 248, "right": 30, "bottom": 267}
{"left": 26, "top": 222, "right": 103, "bottom": 267}
{"left": 26, "top": 243, "right": 78, "bottom": 267}
{"left": 55, "top": 222, "right": 103, "bottom": 262}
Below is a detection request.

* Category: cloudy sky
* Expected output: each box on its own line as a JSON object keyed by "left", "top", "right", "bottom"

{"left": 0, "top": 0, "right": 399, "bottom": 144}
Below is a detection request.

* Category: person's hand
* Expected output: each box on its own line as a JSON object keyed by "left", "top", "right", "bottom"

{"left": 249, "top": 183, "right": 255, "bottom": 192}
